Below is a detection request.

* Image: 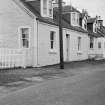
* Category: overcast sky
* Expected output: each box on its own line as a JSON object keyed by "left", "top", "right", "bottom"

{"left": 64, "top": 0, "right": 105, "bottom": 25}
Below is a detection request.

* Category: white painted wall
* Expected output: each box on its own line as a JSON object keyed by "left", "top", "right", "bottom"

{"left": 37, "top": 22, "right": 60, "bottom": 67}
{"left": 37, "top": 22, "right": 89, "bottom": 67}
{"left": 63, "top": 29, "right": 89, "bottom": 62}
{"left": 96, "top": 37, "right": 105, "bottom": 57}
{"left": 88, "top": 36, "right": 105, "bottom": 59}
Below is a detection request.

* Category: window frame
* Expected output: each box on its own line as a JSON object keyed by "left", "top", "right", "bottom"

{"left": 48, "top": 0, "right": 53, "bottom": 17}
{"left": 90, "top": 37, "right": 94, "bottom": 49}
{"left": 98, "top": 42, "right": 101, "bottom": 49}
{"left": 50, "top": 31, "right": 56, "bottom": 51}
{"left": 18, "top": 26, "right": 31, "bottom": 48}
{"left": 78, "top": 37, "right": 82, "bottom": 51}
{"left": 71, "top": 12, "right": 79, "bottom": 26}
{"left": 41, "top": 0, "right": 53, "bottom": 18}
{"left": 72, "top": 12, "right": 76, "bottom": 23}
{"left": 43, "top": 0, "right": 47, "bottom": 16}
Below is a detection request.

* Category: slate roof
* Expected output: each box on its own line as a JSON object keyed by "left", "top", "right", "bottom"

{"left": 88, "top": 31, "right": 100, "bottom": 38}
{"left": 87, "top": 18, "right": 96, "bottom": 23}
{"left": 100, "top": 26, "right": 105, "bottom": 35}
{"left": 54, "top": 5, "right": 80, "bottom": 13}
{"left": 97, "top": 27, "right": 105, "bottom": 37}
{"left": 20, "top": 0, "right": 88, "bottom": 33}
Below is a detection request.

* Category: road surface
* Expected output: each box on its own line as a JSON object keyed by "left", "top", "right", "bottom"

{"left": 0, "top": 63, "right": 105, "bottom": 105}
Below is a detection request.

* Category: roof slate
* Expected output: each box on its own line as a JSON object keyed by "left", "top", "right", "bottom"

{"left": 88, "top": 31, "right": 100, "bottom": 38}
{"left": 54, "top": 5, "right": 80, "bottom": 13}
{"left": 20, "top": 0, "right": 88, "bottom": 33}
{"left": 87, "top": 18, "right": 96, "bottom": 23}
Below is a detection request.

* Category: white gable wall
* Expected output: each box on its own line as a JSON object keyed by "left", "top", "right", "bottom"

{"left": 0, "top": 0, "right": 37, "bottom": 67}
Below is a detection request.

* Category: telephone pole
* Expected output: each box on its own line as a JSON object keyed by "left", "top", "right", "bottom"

{"left": 58, "top": 0, "right": 64, "bottom": 69}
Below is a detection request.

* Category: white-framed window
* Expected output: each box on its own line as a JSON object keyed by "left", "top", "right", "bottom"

{"left": 90, "top": 37, "right": 94, "bottom": 49}
{"left": 98, "top": 42, "right": 101, "bottom": 49}
{"left": 41, "top": 0, "right": 53, "bottom": 18}
{"left": 72, "top": 13, "right": 76, "bottom": 23}
{"left": 50, "top": 31, "right": 56, "bottom": 50}
{"left": 19, "top": 27, "right": 30, "bottom": 48}
{"left": 71, "top": 12, "right": 79, "bottom": 26}
{"left": 78, "top": 37, "right": 81, "bottom": 51}
{"left": 48, "top": 0, "right": 53, "bottom": 17}
{"left": 77, "top": 14, "right": 79, "bottom": 24}
{"left": 43, "top": 0, "right": 47, "bottom": 16}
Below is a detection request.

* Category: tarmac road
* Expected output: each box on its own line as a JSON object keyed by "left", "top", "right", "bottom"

{"left": 0, "top": 67, "right": 105, "bottom": 105}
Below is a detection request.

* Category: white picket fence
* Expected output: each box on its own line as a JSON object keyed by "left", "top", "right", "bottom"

{"left": 0, "top": 48, "right": 25, "bottom": 69}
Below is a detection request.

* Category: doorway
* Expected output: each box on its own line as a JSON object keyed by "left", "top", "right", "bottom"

{"left": 66, "top": 34, "right": 70, "bottom": 61}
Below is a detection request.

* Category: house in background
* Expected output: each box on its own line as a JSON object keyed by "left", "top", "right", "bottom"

{"left": 54, "top": 5, "right": 89, "bottom": 62}
{"left": 87, "top": 16, "right": 105, "bottom": 60}
{"left": 0, "top": 0, "right": 104, "bottom": 69}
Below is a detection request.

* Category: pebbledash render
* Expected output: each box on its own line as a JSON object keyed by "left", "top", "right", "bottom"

{"left": 0, "top": 0, "right": 105, "bottom": 68}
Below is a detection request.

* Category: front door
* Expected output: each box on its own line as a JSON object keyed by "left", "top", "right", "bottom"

{"left": 66, "top": 34, "right": 70, "bottom": 61}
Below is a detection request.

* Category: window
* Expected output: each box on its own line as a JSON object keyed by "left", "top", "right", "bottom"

{"left": 78, "top": 37, "right": 81, "bottom": 51}
{"left": 43, "top": 0, "right": 47, "bottom": 15}
{"left": 20, "top": 28, "right": 30, "bottom": 48}
{"left": 72, "top": 13, "right": 79, "bottom": 26}
{"left": 90, "top": 37, "right": 94, "bottom": 49}
{"left": 77, "top": 14, "right": 79, "bottom": 24}
{"left": 50, "top": 31, "right": 56, "bottom": 50}
{"left": 48, "top": 0, "right": 53, "bottom": 17}
{"left": 41, "top": 0, "right": 53, "bottom": 18}
{"left": 98, "top": 42, "right": 101, "bottom": 49}
{"left": 72, "top": 13, "right": 76, "bottom": 22}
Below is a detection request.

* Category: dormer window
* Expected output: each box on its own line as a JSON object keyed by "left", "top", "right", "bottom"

{"left": 41, "top": 0, "right": 53, "bottom": 18}
{"left": 43, "top": 0, "right": 47, "bottom": 16}
{"left": 48, "top": 0, "right": 53, "bottom": 17}
{"left": 71, "top": 12, "right": 80, "bottom": 26}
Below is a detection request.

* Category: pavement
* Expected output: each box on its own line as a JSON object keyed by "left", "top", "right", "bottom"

{"left": 0, "top": 60, "right": 105, "bottom": 105}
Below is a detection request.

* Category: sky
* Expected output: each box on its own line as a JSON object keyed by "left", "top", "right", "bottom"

{"left": 64, "top": 0, "right": 105, "bottom": 25}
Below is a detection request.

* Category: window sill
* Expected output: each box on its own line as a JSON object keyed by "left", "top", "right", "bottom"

{"left": 49, "top": 49, "right": 57, "bottom": 54}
